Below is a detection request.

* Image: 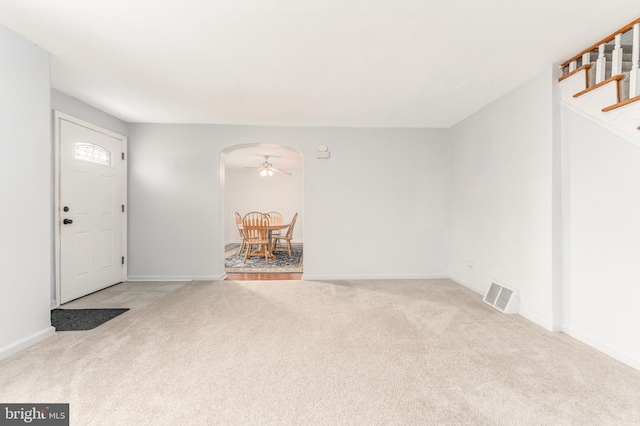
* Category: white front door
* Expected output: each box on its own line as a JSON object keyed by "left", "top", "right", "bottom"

{"left": 59, "top": 117, "right": 126, "bottom": 303}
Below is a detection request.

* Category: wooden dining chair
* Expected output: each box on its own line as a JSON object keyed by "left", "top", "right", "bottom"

{"left": 267, "top": 211, "right": 284, "bottom": 237}
{"left": 272, "top": 212, "right": 297, "bottom": 257}
{"left": 242, "top": 211, "right": 271, "bottom": 263}
{"left": 234, "top": 212, "right": 247, "bottom": 256}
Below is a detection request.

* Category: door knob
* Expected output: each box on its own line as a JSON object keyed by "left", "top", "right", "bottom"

{"left": 63, "top": 219, "right": 73, "bottom": 225}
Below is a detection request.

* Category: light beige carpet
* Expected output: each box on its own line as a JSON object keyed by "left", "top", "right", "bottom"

{"left": 1, "top": 279, "right": 640, "bottom": 425}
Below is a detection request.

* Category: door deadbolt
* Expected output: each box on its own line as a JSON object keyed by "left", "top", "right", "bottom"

{"left": 63, "top": 206, "right": 69, "bottom": 212}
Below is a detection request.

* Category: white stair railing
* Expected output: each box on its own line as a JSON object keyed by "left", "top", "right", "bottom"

{"left": 612, "top": 34, "right": 623, "bottom": 76}
{"left": 631, "top": 23, "right": 640, "bottom": 98}
{"left": 561, "top": 17, "right": 640, "bottom": 101}
{"left": 595, "top": 44, "right": 607, "bottom": 84}
{"left": 558, "top": 17, "right": 640, "bottom": 143}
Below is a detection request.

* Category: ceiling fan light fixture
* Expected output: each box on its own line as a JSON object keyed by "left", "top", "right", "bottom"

{"left": 248, "top": 155, "right": 292, "bottom": 177}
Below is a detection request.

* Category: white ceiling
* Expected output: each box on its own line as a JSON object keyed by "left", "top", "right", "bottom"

{"left": 224, "top": 144, "right": 302, "bottom": 170}
{"left": 1, "top": 1, "right": 639, "bottom": 128}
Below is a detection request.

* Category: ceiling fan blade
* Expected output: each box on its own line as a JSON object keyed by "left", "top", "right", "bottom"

{"left": 271, "top": 167, "right": 292, "bottom": 176}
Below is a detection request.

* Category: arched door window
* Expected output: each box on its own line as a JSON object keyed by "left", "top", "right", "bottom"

{"left": 75, "top": 142, "right": 112, "bottom": 166}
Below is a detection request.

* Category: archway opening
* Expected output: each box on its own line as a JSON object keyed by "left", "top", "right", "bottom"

{"left": 220, "top": 143, "right": 303, "bottom": 280}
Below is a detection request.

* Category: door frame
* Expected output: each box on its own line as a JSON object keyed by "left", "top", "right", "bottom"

{"left": 53, "top": 111, "right": 128, "bottom": 307}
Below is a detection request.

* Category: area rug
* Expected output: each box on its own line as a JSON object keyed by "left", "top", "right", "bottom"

{"left": 51, "top": 308, "right": 129, "bottom": 331}
{"left": 225, "top": 244, "right": 303, "bottom": 273}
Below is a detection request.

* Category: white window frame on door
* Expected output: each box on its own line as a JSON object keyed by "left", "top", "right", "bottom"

{"left": 53, "top": 111, "right": 128, "bottom": 308}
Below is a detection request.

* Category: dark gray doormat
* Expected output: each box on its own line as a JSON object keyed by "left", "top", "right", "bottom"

{"left": 51, "top": 308, "right": 129, "bottom": 331}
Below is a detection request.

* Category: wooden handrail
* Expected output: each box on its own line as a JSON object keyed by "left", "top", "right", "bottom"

{"left": 561, "top": 17, "right": 640, "bottom": 68}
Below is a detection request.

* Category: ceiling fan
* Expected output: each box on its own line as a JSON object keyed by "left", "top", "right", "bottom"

{"left": 246, "top": 155, "right": 292, "bottom": 177}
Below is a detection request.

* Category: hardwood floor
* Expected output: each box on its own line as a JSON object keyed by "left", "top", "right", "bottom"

{"left": 225, "top": 273, "right": 303, "bottom": 281}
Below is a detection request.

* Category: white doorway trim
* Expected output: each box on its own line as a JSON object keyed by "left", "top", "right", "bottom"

{"left": 53, "top": 111, "right": 128, "bottom": 307}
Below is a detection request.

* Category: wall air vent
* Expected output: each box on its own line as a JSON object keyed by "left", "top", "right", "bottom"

{"left": 483, "top": 282, "right": 519, "bottom": 314}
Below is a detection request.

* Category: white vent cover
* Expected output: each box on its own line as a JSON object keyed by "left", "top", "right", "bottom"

{"left": 483, "top": 282, "right": 519, "bottom": 314}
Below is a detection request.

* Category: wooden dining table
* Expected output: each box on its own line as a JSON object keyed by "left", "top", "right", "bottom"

{"left": 238, "top": 222, "right": 289, "bottom": 232}
{"left": 239, "top": 222, "right": 289, "bottom": 259}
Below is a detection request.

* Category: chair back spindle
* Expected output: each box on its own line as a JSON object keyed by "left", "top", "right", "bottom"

{"left": 242, "top": 212, "right": 271, "bottom": 263}
{"left": 272, "top": 212, "right": 297, "bottom": 257}
{"left": 234, "top": 212, "right": 247, "bottom": 255}
{"left": 267, "top": 211, "right": 284, "bottom": 236}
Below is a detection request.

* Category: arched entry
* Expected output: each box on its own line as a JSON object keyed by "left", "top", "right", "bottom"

{"left": 220, "top": 144, "right": 303, "bottom": 279}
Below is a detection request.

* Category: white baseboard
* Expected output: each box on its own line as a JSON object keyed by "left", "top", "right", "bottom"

{"left": 448, "top": 275, "right": 484, "bottom": 295}
{"left": 126, "top": 275, "right": 225, "bottom": 282}
{"left": 518, "top": 308, "right": 558, "bottom": 332}
{"left": 0, "top": 327, "right": 56, "bottom": 361}
{"left": 564, "top": 326, "right": 640, "bottom": 371}
{"left": 448, "top": 276, "right": 560, "bottom": 332}
{"left": 301, "top": 274, "right": 449, "bottom": 281}
{"left": 449, "top": 276, "right": 637, "bottom": 369}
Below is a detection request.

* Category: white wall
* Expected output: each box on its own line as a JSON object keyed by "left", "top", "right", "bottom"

{"left": 0, "top": 24, "right": 54, "bottom": 359}
{"left": 562, "top": 107, "right": 640, "bottom": 370}
{"left": 449, "top": 67, "right": 555, "bottom": 330}
{"left": 225, "top": 166, "right": 303, "bottom": 245}
{"left": 127, "top": 124, "right": 451, "bottom": 280}
{"left": 51, "top": 89, "right": 129, "bottom": 137}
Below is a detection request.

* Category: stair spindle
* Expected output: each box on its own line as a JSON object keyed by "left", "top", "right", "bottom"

{"left": 596, "top": 43, "right": 607, "bottom": 83}
{"left": 631, "top": 23, "right": 640, "bottom": 98}
{"left": 569, "top": 60, "right": 577, "bottom": 72}
{"left": 581, "top": 52, "right": 592, "bottom": 86}
{"left": 612, "top": 34, "right": 623, "bottom": 76}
